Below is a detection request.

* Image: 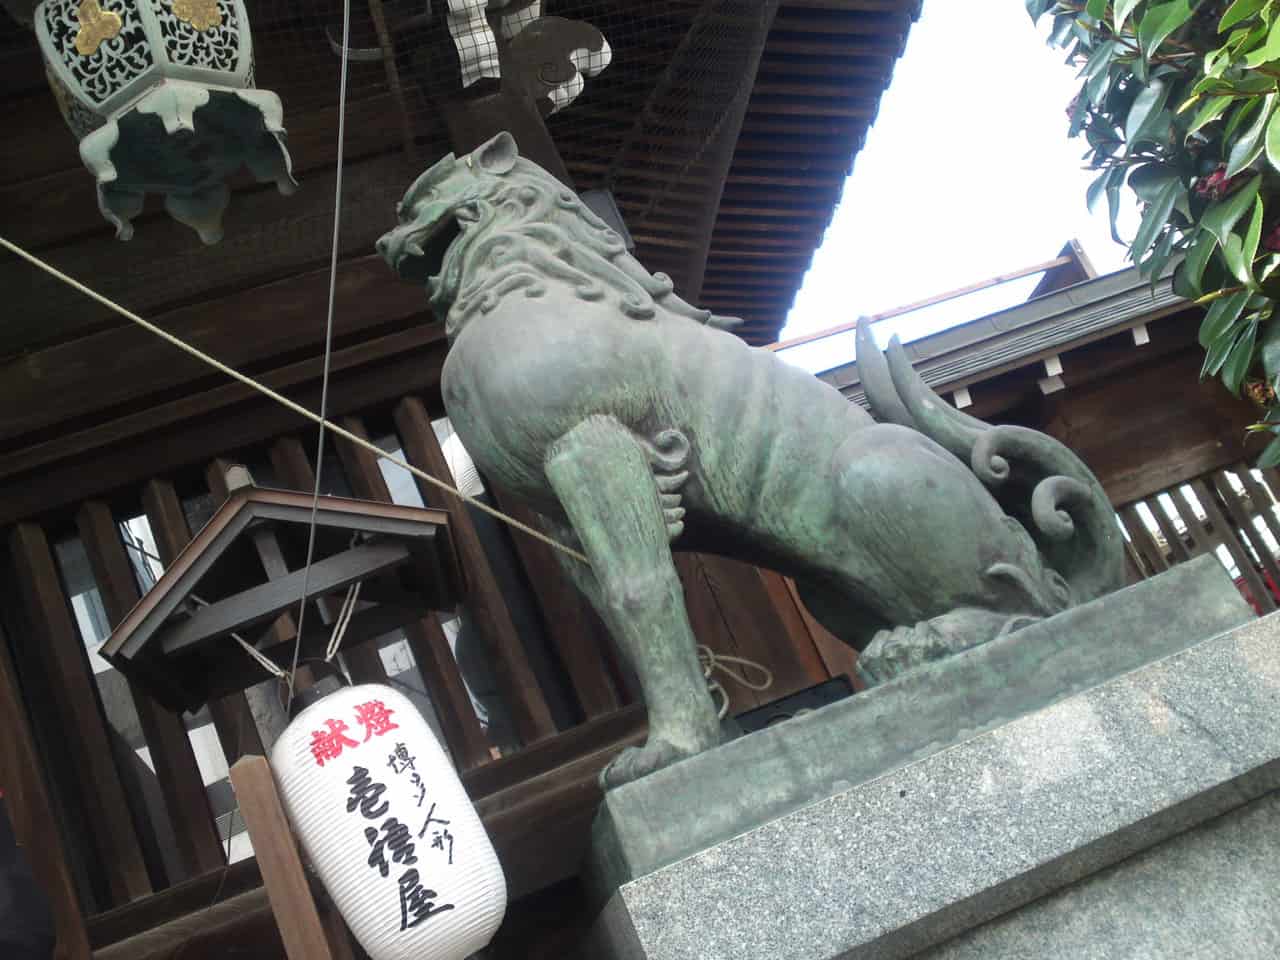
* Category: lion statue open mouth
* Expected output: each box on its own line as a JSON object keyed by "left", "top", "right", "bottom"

{"left": 379, "top": 132, "right": 1123, "bottom": 789}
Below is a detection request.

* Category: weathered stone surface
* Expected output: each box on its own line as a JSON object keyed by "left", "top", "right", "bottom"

{"left": 587, "top": 598, "right": 1280, "bottom": 960}
{"left": 588, "top": 555, "right": 1251, "bottom": 902}
{"left": 918, "top": 789, "right": 1280, "bottom": 960}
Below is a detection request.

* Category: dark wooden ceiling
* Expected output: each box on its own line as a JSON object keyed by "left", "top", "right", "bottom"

{"left": 0, "top": 0, "right": 917, "bottom": 414}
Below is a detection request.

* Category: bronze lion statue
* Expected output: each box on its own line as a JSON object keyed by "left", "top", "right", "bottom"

{"left": 378, "top": 132, "right": 1123, "bottom": 787}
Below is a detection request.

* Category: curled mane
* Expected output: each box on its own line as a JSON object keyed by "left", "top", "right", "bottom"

{"left": 434, "top": 158, "right": 739, "bottom": 339}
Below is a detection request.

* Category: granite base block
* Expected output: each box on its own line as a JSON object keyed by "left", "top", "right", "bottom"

{"left": 586, "top": 565, "right": 1279, "bottom": 960}
{"left": 588, "top": 555, "right": 1250, "bottom": 903}
{"left": 917, "top": 788, "right": 1280, "bottom": 960}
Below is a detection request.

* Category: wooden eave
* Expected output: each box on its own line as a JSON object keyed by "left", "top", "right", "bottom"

{"left": 99, "top": 487, "right": 459, "bottom": 705}
{"left": 823, "top": 262, "right": 1185, "bottom": 406}
{"left": 0, "top": 0, "right": 918, "bottom": 359}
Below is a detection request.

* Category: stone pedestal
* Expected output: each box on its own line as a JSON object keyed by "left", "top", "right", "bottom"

{"left": 585, "top": 556, "right": 1280, "bottom": 959}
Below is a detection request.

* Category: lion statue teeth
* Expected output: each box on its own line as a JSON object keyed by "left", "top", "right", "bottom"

{"left": 379, "top": 132, "right": 1124, "bottom": 789}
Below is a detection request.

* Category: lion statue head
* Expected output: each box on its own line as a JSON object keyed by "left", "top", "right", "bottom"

{"left": 378, "top": 132, "right": 739, "bottom": 339}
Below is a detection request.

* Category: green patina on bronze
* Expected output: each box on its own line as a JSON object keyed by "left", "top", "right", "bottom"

{"left": 378, "top": 132, "right": 1125, "bottom": 788}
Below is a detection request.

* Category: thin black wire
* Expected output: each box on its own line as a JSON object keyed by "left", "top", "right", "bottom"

{"left": 287, "top": 0, "right": 354, "bottom": 714}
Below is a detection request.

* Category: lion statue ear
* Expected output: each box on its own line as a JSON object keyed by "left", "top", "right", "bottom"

{"left": 473, "top": 132, "right": 520, "bottom": 174}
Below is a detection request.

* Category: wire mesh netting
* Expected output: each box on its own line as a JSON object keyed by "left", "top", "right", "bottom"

{"left": 0, "top": 0, "right": 779, "bottom": 357}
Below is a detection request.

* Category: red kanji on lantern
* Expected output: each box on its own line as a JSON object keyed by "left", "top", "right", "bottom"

{"left": 310, "top": 718, "right": 359, "bottom": 766}
{"left": 354, "top": 699, "right": 399, "bottom": 742}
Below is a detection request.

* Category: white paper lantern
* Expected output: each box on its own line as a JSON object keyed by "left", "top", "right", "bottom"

{"left": 270, "top": 683, "right": 506, "bottom": 959}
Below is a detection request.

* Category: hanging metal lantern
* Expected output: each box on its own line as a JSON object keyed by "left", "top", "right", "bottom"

{"left": 34, "top": 0, "right": 296, "bottom": 243}
{"left": 270, "top": 680, "right": 507, "bottom": 960}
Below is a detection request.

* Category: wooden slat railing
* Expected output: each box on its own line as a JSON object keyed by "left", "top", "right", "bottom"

{"left": 8, "top": 522, "right": 153, "bottom": 906}
{"left": 76, "top": 500, "right": 225, "bottom": 879}
{"left": 0, "top": 619, "right": 93, "bottom": 959}
{"left": 1119, "top": 462, "right": 1280, "bottom": 613}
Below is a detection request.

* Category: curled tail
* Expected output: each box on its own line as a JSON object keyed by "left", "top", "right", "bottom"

{"left": 855, "top": 318, "right": 1124, "bottom": 605}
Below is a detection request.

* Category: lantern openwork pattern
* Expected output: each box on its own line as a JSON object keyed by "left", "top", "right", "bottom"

{"left": 35, "top": 0, "right": 295, "bottom": 243}
{"left": 270, "top": 684, "right": 507, "bottom": 960}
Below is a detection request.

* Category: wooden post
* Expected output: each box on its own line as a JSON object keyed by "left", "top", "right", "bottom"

{"left": 141, "top": 478, "right": 267, "bottom": 763}
{"left": 77, "top": 500, "right": 226, "bottom": 878}
{"left": 8, "top": 522, "right": 152, "bottom": 905}
{"left": 206, "top": 459, "right": 300, "bottom": 658}
{"left": 228, "top": 755, "right": 355, "bottom": 960}
{"left": 257, "top": 441, "right": 391, "bottom": 688}
{"left": 332, "top": 416, "right": 506, "bottom": 764}
{"left": 0, "top": 627, "right": 92, "bottom": 959}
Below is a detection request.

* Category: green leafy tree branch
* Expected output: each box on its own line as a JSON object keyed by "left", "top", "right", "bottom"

{"left": 1031, "top": 0, "right": 1280, "bottom": 464}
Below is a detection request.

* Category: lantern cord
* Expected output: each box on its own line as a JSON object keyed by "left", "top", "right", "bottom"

{"left": 288, "top": 0, "right": 353, "bottom": 715}
{"left": 697, "top": 644, "right": 773, "bottom": 720}
{"left": 325, "top": 581, "right": 363, "bottom": 662}
{"left": 0, "top": 240, "right": 590, "bottom": 559}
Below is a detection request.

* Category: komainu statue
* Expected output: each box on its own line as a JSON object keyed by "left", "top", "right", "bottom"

{"left": 377, "top": 132, "right": 1124, "bottom": 788}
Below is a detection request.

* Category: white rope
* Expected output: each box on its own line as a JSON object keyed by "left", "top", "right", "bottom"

{"left": 187, "top": 595, "right": 290, "bottom": 681}
{"left": 325, "top": 581, "right": 362, "bottom": 662}
{"left": 0, "top": 239, "right": 588, "bottom": 568}
{"left": 288, "top": 0, "right": 353, "bottom": 712}
{"left": 697, "top": 644, "right": 774, "bottom": 720}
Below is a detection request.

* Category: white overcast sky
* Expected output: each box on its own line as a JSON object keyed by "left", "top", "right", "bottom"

{"left": 779, "top": 2, "right": 1142, "bottom": 368}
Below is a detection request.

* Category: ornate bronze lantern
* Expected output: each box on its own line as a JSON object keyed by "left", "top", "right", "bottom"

{"left": 34, "top": 0, "right": 295, "bottom": 242}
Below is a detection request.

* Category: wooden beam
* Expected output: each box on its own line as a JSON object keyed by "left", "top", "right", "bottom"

{"left": 0, "top": 623, "right": 92, "bottom": 959}
{"left": 0, "top": 252, "right": 428, "bottom": 446}
{"left": 0, "top": 150, "right": 420, "bottom": 359}
{"left": 159, "top": 542, "right": 414, "bottom": 657}
{"left": 8, "top": 523, "right": 152, "bottom": 905}
{"left": 142, "top": 479, "right": 267, "bottom": 764}
{"left": 76, "top": 501, "right": 226, "bottom": 879}
{"left": 0, "top": 325, "right": 450, "bottom": 528}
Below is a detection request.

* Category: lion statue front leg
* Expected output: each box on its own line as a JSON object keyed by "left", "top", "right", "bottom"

{"left": 543, "top": 415, "right": 722, "bottom": 789}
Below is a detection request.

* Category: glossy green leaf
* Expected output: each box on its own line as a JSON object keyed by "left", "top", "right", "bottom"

{"left": 1199, "top": 288, "right": 1252, "bottom": 347}
{"left": 1125, "top": 78, "right": 1171, "bottom": 143}
{"left": 1224, "top": 96, "right": 1263, "bottom": 148}
{"left": 1173, "top": 229, "right": 1217, "bottom": 298}
{"left": 1115, "top": 0, "right": 1142, "bottom": 30}
{"left": 1203, "top": 315, "right": 1251, "bottom": 377}
{"left": 1087, "top": 167, "right": 1113, "bottom": 214}
{"left": 1138, "top": 1, "right": 1194, "bottom": 60}
{"left": 1256, "top": 433, "right": 1280, "bottom": 469}
{"left": 1141, "top": 224, "right": 1178, "bottom": 281}
{"left": 1202, "top": 174, "right": 1263, "bottom": 248}
{"left": 1106, "top": 174, "right": 1125, "bottom": 244}
{"left": 1026, "top": 0, "right": 1058, "bottom": 22}
{"left": 1245, "top": 194, "right": 1265, "bottom": 271}
{"left": 1265, "top": 102, "right": 1280, "bottom": 172}
{"left": 1187, "top": 94, "right": 1236, "bottom": 135}
{"left": 1131, "top": 178, "right": 1182, "bottom": 259}
{"left": 1228, "top": 93, "right": 1276, "bottom": 176}
{"left": 1128, "top": 162, "right": 1179, "bottom": 201}
{"left": 1087, "top": 0, "right": 1108, "bottom": 18}
{"left": 1222, "top": 320, "right": 1259, "bottom": 393}
{"left": 1223, "top": 233, "right": 1253, "bottom": 287}
{"left": 1246, "top": 16, "right": 1280, "bottom": 66}
{"left": 1080, "top": 38, "right": 1117, "bottom": 81}
{"left": 1260, "top": 317, "right": 1280, "bottom": 380}
{"left": 1086, "top": 62, "right": 1114, "bottom": 108}
{"left": 1220, "top": 0, "right": 1268, "bottom": 32}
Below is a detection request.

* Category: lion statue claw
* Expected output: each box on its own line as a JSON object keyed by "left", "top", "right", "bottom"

{"left": 379, "top": 132, "right": 1124, "bottom": 788}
